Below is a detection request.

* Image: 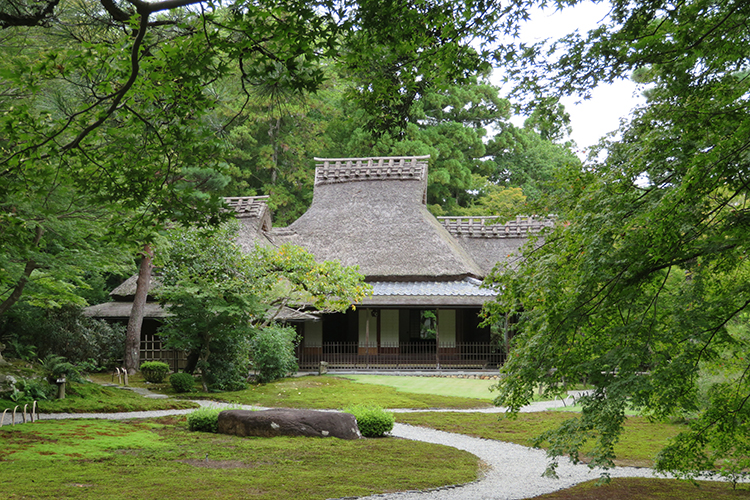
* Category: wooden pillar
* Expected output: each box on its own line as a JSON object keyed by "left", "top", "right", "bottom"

{"left": 365, "top": 308, "right": 370, "bottom": 369}
{"left": 435, "top": 308, "right": 440, "bottom": 370}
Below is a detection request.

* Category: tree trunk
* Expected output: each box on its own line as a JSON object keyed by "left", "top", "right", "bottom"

{"left": 125, "top": 244, "right": 153, "bottom": 375}
{"left": 0, "top": 226, "right": 43, "bottom": 317}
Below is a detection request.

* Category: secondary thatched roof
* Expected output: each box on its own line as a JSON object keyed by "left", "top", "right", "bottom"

{"left": 109, "top": 274, "right": 162, "bottom": 301}
{"left": 82, "top": 301, "right": 170, "bottom": 319}
{"left": 438, "top": 216, "right": 555, "bottom": 275}
{"left": 271, "top": 156, "right": 485, "bottom": 281}
{"left": 224, "top": 195, "right": 274, "bottom": 251}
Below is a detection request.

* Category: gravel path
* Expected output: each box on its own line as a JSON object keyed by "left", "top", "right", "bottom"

{"left": 348, "top": 423, "right": 662, "bottom": 500}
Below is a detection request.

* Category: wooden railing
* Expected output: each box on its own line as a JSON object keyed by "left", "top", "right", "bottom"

{"left": 296, "top": 342, "right": 505, "bottom": 370}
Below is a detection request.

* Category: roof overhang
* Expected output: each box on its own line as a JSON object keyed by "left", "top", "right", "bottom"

{"left": 356, "top": 278, "right": 497, "bottom": 308}
{"left": 83, "top": 302, "right": 170, "bottom": 319}
{"left": 84, "top": 302, "right": 320, "bottom": 323}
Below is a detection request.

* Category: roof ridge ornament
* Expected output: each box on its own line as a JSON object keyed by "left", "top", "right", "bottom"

{"left": 313, "top": 156, "right": 429, "bottom": 186}
{"left": 437, "top": 215, "right": 556, "bottom": 238}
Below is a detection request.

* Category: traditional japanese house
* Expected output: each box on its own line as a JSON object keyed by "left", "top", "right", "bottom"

{"left": 87, "top": 156, "right": 553, "bottom": 371}
{"left": 234, "top": 156, "right": 553, "bottom": 370}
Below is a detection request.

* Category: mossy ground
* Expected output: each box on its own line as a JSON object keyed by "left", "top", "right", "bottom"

{"left": 0, "top": 416, "right": 478, "bottom": 500}
{"left": 395, "top": 411, "right": 684, "bottom": 467}
{"left": 529, "top": 477, "right": 750, "bottom": 499}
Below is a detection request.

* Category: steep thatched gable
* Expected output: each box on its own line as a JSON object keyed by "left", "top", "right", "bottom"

{"left": 270, "top": 156, "right": 484, "bottom": 281}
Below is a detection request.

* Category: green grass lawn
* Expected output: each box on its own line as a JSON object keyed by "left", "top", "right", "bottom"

{"left": 0, "top": 416, "right": 478, "bottom": 500}
{"left": 184, "top": 375, "right": 493, "bottom": 409}
{"left": 341, "top": 374, "right": 498, "bottom": 400}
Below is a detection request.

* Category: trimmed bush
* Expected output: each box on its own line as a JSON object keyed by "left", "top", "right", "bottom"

{"left": 140, "top": 361, "right": 170, "bottom": 383}
{"left": 170, "top": 372, "right": 195, "bottom": 393}
{"left": 187, "top": 407, "right": 223, "bottom": 433}
{"left": 344, "top": 404, "right": 395, "bottom": 437}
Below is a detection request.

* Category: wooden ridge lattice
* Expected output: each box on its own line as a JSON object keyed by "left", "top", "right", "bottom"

{"left": 314, "top": 156, "right": 429, "bottom": 185}
{"left": 438, "top": 215, "right": 555, "bottom": 239}
{"left": 223, "top": 195, "right": 270, "bottom": 218}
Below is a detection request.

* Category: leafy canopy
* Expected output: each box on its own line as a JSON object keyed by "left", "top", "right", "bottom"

{"left": 485, "top": 0, "right": 750, "bottom": 482}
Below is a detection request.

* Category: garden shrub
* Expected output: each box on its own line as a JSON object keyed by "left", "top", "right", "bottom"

{"left": 10, "top": 378, "right": 55, "bottom": 402}
{"left": 140, "top": 361, "right": 170, "bottom": 383}
{"left": 39, "top": 354, "right": 83, "bottom": 383}
{"left": 201, "top": 335, "right": 250, "bottom": 392}
{"left": 344, "top": 404, "right": 395, "bottom": 437}
{"left": 187, "top": 407, "right": 223, "bottom": 433}
{"left": 0, "top": 305, "right": 125, "bottom": 368}
{"left": 249, "top": 325, "right": 299, "bottom": 384}
{"left": 170, "top": 372, "right": 195, "bottom": 393}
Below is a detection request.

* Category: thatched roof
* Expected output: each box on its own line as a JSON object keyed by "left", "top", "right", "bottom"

{"left": 224, "top": 195, "right": 274, "bottom": 251}
{"left": 109, "top": 274, "right": 162, "bottom": 301}
{"left": 82, "top": 301, "right": 170, "bottom": 319}
{"left": 438, "top": 216, "right": 554, "bottom": 275}
{"left": 271, "top": 156, "right": 484, "bottom": 281}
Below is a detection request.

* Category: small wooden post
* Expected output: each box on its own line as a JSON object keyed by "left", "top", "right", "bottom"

{"left": 12, "top": 405, "right": 18, "bottom": 426}
{"left": 122, "top": 367, "right": 129, "bottom": 386}
{"left": 115, "top": 367, "right": 123, "bottom": 385}
{"left": 1, "top": 408, "right": 8, "bottom": 427}
{"left": 22, "top": 404, "right": 28, "bottom": 423}
{"left": 31, "top": 401, "right": 37, "bottom": 423}
{"left": 56, "top": 376, "right": 66, "bottom": 400}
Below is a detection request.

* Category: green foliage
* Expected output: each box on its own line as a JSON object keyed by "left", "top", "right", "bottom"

{"left": 0, "top": 305, "right": 125, "bottom": 367}
{"left": 139, "top": 361, "right": 170, "bottom": 383}
{"left": 0, "top": 0, "right": 543, "bottom": 316}
{"left": 9, "top": 378, "right": 55, "bottom": 402}
{"left": 485, "top": 124, "right": 580, "bottom": 214}
{"left": 344, "top": 404, "right": 395, "bottom": 437}
{"left": 486, "top": 0, "right": 750, "bottom": 480}
{"left": 157, "top": 222, "right": 259, "bottom": 392}
{"left": 200, "top": 335, "right": 250, "bottom": 392}
{"left": 169, "top": 373, "right": 196, "bottom": 393}
{"left": 187, "top": 407, "right": 223, "bottom": 433}
{"left": 158, "top": 222, "right": 367, "bottom": 392}
{"left": 249, "top": 325, "right": 299, "bottom": 384}
{"left": 39, "top": 354, "right": 82, "bottom": 384}
{"left": 7, "top": 340, "right": 37, "bottom": 362}
{"left": 656, "top": 382, "right": 750, "bottom": 487}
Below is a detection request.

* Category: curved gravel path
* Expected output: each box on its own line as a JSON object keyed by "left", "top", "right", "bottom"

{"left": 350, "top": 423, "right": 662, "bottom": 500}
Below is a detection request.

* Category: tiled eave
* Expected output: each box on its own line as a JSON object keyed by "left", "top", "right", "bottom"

{"left": 356, "top": 278, "right": 497, "bottom": 308}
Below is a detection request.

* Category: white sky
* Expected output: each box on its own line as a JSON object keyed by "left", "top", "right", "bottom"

{"left": 496, "top": 2, "right": 647, "bottom": 153}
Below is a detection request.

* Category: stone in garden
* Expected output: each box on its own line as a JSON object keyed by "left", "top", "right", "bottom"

{"left": 218, "top": 409, "right": 361, "bottom": 440}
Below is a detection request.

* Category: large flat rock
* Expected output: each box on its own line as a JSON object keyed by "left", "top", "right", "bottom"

{"left": 217, "top": 409, "right": 361, "bottom": 440}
